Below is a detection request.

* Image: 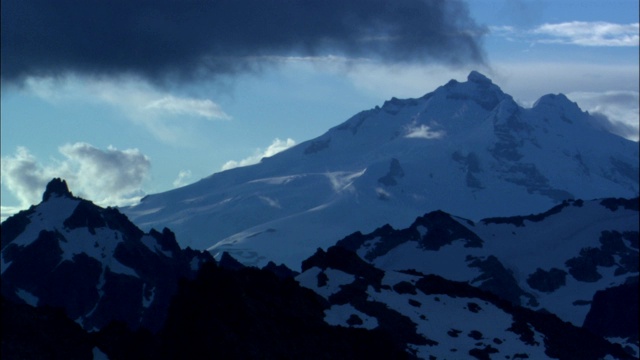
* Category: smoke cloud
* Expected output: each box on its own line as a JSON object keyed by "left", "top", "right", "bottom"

{"left": 2, "top": 0, "right": 486, "bottom": 85}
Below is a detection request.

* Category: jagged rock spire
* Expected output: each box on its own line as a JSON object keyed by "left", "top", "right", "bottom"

{"left": 42, "top": 178, "right": 73, "bottom": 202}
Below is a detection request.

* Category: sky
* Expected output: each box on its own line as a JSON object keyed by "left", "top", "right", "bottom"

{"left": 1, "top": 0, "right": 639, "bottom": 220}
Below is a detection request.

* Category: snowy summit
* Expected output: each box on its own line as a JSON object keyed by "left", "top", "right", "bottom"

{"left": 123, "top": 71, "right": 639, "bottom": 268}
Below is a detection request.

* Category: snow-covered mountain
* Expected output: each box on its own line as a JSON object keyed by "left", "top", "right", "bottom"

{"left": 297, "top": 245, "right": 634, "bottom": 360}
{"left": 123, "top": 71, "right": 639, "bottom": 268}
{"left": 1, "top": 178, "right": 212, "bottom": 332}
{"left": 331, "top": 197, "right": 639, "bottom": 356}
{"left": 2, "top": 179, "right": 636, "bottom": 359}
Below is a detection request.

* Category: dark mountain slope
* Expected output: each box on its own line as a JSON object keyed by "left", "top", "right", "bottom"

{"left": 1, "top": 178, "right": 213, "bottom": 332}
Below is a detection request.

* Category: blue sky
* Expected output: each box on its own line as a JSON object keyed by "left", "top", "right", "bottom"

{"left": 1, "top": 0, "right": 638, "bottom": 219}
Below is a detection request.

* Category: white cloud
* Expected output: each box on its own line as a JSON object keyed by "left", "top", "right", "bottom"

{"left": 567, "top": 91, "right": 639, "bottom": 141}
{"left": 143, "top": 95, "right": 231, "bottom": 120}
{"left": 490, "top": 21, "right": 639, "bottom": 47}
{"left": 23, "top": 75, "right": 231, "bottom": 144}
{"left": 405, "top": 124, "right": 446, "bottom": 139}
{"left": 262, "top": 138, "right": 297, "bottom": 157}
{"left": 344, "top": 61, "right": 636, "bottom": 105}
{"left": 173, "top": 170, "right": 193, "bottom": 188}
{"left": 1, "top": 143, "right": 150, "bottom": 212}
{"left": 252, "top": 54, "right": 371, "bottom": 64}
{"left": 222, "top": 138, "right": 296, "bottom": 171}
{"left": 487, "top": 62, "right": 639, "bottom": 99}
{"left": 0, "top": 147, "right": 50, "bottom": 210}
{"left": 532, "top": 22, "right": 639, "bottom": 47}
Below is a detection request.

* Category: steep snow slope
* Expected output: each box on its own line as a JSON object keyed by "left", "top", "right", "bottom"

{"left": 123, "top": 71, "right": 639, "bottom": 268}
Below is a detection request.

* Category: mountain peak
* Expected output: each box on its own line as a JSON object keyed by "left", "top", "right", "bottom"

{"left": 42, "top": 178, "right": 74, "bottom": 202}
{"left": 533, "top": 93, "right": 579, "bottom": 111}
{"left": 439, "top": 70, "right": 505, "bottom": 111}
{"left": 531, "top": 93, "right": 587, "bottom": 122}
{"left": 467, "top": 70, "right": 492, "bottom": 84}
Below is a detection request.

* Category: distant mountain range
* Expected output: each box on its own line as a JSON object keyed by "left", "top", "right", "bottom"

{"left": 2, "top": 184, "right": 637, "bottom": 358}
{"left": 122, "top": 71, "right": 639, "bottom": 268}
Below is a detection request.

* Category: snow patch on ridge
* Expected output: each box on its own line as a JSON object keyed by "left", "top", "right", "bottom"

{"left": 58, "top": 227, "right": 139, "bottom": 277}
{"left": 405, "top": 123, "right": 446, "bottom": 139}
{"left": 259, "top": 196, "right": 281, "bottom": 209}
{"left": 249, "top": 175, "right": 302, "bottom": 185}
{"left": 6, "top": 196, "right": 80, "bottom": 249}
{"left": 15, "top": 288, "right": 39, "bottom": 307}
{"left": 324, "top": 304, "right": 379, "bottom": 330}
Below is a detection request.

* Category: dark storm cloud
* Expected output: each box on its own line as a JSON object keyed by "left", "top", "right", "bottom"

{"left": 1, "top": 0, "right": 486, "bottom": 84}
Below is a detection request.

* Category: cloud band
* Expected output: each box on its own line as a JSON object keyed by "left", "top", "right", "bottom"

{"left": 1, "top": 0, "right": 486, "bottom": 85}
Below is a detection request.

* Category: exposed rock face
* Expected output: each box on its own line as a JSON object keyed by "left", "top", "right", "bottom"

{"left": 378, "top": 158, "right": 405, "bottom": 186}
{"left": 337, "top": 210, "right": 482, "bottom": 261}
{"left": 583, "top": 278, "right": 639, "bottom": 341}
{"left": 526, "top": 268, "right": 568, "bottom": 293}
{"left": 42, "top": 177, "right": 74, "bottom": 202}
{"left": 565, "top": 230, "right": 639, "bottom": 283}
{"left": 468, "top": 255, "right": 535, "bottom": 306}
